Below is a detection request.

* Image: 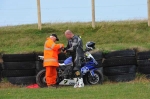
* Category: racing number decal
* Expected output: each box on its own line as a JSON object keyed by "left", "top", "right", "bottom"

{"left": 64, "top": 80, "right": 68, "bottom": 84}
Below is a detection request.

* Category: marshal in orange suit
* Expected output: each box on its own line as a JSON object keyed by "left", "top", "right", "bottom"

{"left": 43, "top": 34, "right": 64, "bottom": 87}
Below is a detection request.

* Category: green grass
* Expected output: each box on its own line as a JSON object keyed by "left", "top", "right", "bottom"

{"left": 0, "top": 20, "right": 150, "bottom": 53}
{"left": 0, "top": 82, "right": 150, "bottom": 99}
{"left": 0, "top": 75, "right": 150, "bottom": 99}
{"left": 1, "top": 21, "right": 150, "bottom": 99}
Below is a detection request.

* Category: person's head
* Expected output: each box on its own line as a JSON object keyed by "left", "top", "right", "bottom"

{"left": 64, "top": 30, "right": 74, "bottom": 39}
{"left": 50, "top": 34, "right": 59, "bottom": 42}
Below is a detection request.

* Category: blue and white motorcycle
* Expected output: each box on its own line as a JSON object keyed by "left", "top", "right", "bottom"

{"left": 36, "top": 42, "right": 103, "bottom": 87}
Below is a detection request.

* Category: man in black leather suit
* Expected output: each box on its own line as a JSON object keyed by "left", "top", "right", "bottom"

{"left": 64, "top": 30, "right": 84, "bottom": 88}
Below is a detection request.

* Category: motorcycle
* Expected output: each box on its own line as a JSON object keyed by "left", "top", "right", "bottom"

{"left": 36, "top": 41, "right": 103, "bottom": 87}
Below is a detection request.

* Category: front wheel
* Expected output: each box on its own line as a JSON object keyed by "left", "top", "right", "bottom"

{"left": 36, "top": 69, "right": 47, "bottom": 88}
{"left": 83, "top": 70, "right": 103, "bottom": 85}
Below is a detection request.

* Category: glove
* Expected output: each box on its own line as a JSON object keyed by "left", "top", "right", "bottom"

{"left": 62, "top": 47, "right": 67, "bottom": 51}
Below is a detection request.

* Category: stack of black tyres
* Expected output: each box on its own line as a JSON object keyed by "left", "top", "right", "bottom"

{"left": 103, "top": 50, "right": 137, "bottom": 82}
{"left": 35, "top": 52, "right": 44, "bottom": 74}
{"left": 2, "top": 54, "right": 36, "bottom": 85}
{"left": 0, "top": 63, "right": 2, "bottom": 82}
{"left": 0, "top": 54, "right": 3, "bottom": 82}
{"left": 137, "top": 51, "right": 150, "bottom": 78}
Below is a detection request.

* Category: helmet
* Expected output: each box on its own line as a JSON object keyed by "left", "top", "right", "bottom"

{"left": 86, "top": 41, "right": 95, "bottom": 50}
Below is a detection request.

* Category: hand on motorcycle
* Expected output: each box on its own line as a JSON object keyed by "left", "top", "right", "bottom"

{"left": 58, "top": 47, "right": 64, "bottom": 53}
{"left": 62, "top": 47, "right": 67, "bottom": 53}
{"left": 63, "top": 50, "right": 67, "bottom": 54}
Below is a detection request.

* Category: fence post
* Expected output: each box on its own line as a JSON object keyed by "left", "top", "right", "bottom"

{"left": 148, "top": 0, "right": 150, "bottom": 26}
{"left": 91, "top": 0, "right": 95, "bottom": 28}
{"left": 37, "top": 0, "right": 42, "bottom": 30}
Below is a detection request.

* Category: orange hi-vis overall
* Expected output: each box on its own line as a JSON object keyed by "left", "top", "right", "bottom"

{"left": 43, "top": 38, "right": 64, "bottom": 86}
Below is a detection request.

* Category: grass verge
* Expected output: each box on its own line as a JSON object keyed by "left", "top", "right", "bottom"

{"left": 0, "top": 74, "right": 150, "bottom": 99}
{"left": 0, "top": 20, "right": 150, "bottom": 53}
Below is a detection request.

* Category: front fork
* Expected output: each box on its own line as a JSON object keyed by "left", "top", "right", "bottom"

{"left": 89, "top": 69, "right": 97, "bottom": 77}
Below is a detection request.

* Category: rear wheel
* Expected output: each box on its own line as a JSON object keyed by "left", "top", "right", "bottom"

{"left": 36, "top": 69, "right": 47, "bottom": 88}
{"left": 84, "top": 71, "right": 102, "bottom": 85}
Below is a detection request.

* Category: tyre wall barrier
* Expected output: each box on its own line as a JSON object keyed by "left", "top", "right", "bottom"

{"left": 0, "top": 53, "right": 3, "bottom": 82}
{"left": 2, "top": 53, "right": 37, "bottom": 85}
{"left": 103, "top": 50, "right": 137, "bottom": 82}
{"left": 1, "top": 52, "right": 68, "bottom": 85}
{"left": 137, "top": 51, "right": 150, "bottom": 79}
{"left": 1, "top": 50, "right": 150, "bottom": 85}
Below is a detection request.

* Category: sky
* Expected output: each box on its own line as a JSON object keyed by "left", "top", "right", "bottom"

{"left": 0, "top": 0, "right": 147, "bottom": 26}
